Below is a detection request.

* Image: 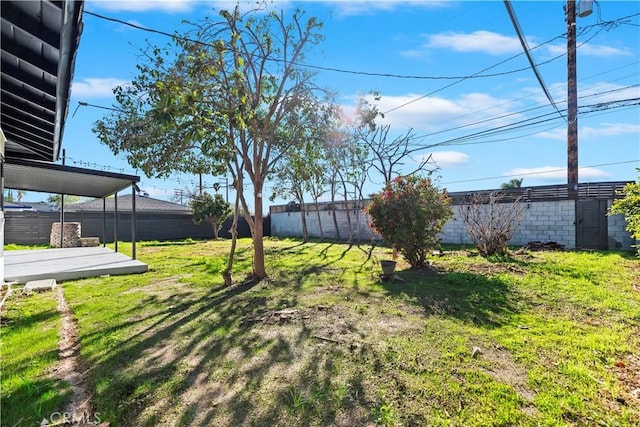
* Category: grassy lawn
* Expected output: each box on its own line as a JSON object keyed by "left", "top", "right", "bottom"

{"left": 2, "top": 238, "right": 639, "bottom": 426}
{"left": 1, "top": 290, "right": 70, "bottom": 425}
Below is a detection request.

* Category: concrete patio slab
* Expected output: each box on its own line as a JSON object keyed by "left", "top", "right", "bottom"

{"left": 5, "top": 247, "right": 148, "bottom": 284}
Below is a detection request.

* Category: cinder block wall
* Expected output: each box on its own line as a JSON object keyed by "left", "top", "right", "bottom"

{"left": 271, "top": 200, "right": 634, "bottom": 250}
{"left": 607, "top": 200, "right": 635, "bottom": 250}
{"left": 271, "top": 209, "right": 380, "bottom": 242}
{"left": 439, "top": 200, "right": 576, "bottom": 248}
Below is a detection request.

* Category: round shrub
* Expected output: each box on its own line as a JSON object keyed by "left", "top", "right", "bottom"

{"left": 366, "top": 176, "right": 453, "bottom": 268}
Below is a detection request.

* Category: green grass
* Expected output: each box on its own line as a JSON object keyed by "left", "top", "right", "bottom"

{"left": 1, "top": 239, "right": 639, "bottom": 426}
{"left": 3, "top": 243, "right": 50, "bottom": 250}
{"left": 1, "top": 291, "right": 71, "bottom": 426}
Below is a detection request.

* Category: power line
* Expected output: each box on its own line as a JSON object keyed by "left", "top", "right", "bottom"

{"left": 504, "top": 0, "right": 566, "bottom": 121}
{"left": 382, "top": 15, "right": 632, "bottom": 116}
{"left": 440, "top": 160, "right": 639, "bottom": 185}
{"left": 83, "top": 9, "right": 640, "bottom": 83}
{"left": 410, "top": 97, "right": 639, "bottom": 149}
{"left": 403, "top": 86, "right": 640, "bottom": 146}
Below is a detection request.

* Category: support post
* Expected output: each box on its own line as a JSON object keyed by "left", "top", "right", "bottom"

{"left": 59, "top": 149, "right": 66, "bottom": 248}
{"left": 102, "top": 197, "right": 106, "bottom": 247}
{"left": 0, "top": 161, "right": 4, "bottom": 283}
{"left": 114, "top": 192, "right": 118, "bottom": 253}
{"left": 131, "top": 185, "right": 137, "bottom": 260}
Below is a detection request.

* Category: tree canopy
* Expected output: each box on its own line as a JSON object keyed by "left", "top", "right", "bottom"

{"left": 93, "top": 5, "right": 328, "bottom": 281}
{"left": 500, "top": 178, "right": 523, "bottom": 189}
{"left": 609, "top": 175, "right": 640, "bottom": 255}
{"left": 190, "top": 192, "right": 232, "bottom": 239}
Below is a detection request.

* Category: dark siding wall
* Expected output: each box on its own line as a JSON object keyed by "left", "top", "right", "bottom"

{"left": 5, "top": 212, "right": 59, "bottom": 245}
{"left": 4, "top": 211, "right": 267, "bottom": 245}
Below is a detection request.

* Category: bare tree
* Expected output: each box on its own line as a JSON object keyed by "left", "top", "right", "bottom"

{"left": 355, "top": 93, "right": 436, "bottom": 184}
{"left": 461, "top": 192, "right": 525, "bottom": 256}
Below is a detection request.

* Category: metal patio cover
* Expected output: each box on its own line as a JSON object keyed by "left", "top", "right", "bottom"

{"left": 4, "top": 157, "right": 139, "bottom": 198}
{"left": 1, "top": 1, "right": 140, "bottom": 198}
{"left": 1, "top": 0, "right": 83, "bottom": 161}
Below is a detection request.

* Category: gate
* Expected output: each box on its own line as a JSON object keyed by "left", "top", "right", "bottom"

{"left": 576, "top": 199, "right": 608, "bottom": 249}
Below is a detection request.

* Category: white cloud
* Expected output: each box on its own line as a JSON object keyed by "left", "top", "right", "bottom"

{"left": 535, "top": 122, "right": 640, "bottom": 141}
{"left": 324, "top": 1, "right": 450, "bottom": 17}
{"left": 399, "top": 49, "right": 424, "bottom": 59}
{"left": 546, "top": 43, "right": 631, "bottom": 58}
{"left": 88, "top": 0, "right": 196, "bottom": 13}
{"left": 426, "top": 151, "right": 470, "bottom": 168}
{"left": 351, "top": 91, "right": 521, "bottom": 133}
{"left": 425, "top": 31, "right": 522, "bottom": 56}
{"left": 580, "top": 123, "right": 640, "bottom": 139}
{"left": 504, "top": 166, "right": 609, "bottom": 181}
{"left": 112, "top": 20, "right": 146, "bottom": 32}
{"left": 72, "top": 78, "right": 129, "bottom": 98}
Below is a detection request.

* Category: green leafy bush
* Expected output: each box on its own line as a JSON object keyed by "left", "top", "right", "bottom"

{"left": 366, "top": 176, "right": 453, "bottom": 268}
{"left": 609, "top": 178, "right": 640, "bottom": 254}
{"left": 190, "top": 192, "right": 232, "bottom": 239}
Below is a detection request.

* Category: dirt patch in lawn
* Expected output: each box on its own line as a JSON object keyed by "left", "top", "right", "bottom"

{"left": 480, "top": 343, "right": 538, "bottom": 414}
{"left": 614, "top": 347, "right": 640, "bottom": 412}
{"left": 53, "top": 286, "right": 96, "bottom": 422}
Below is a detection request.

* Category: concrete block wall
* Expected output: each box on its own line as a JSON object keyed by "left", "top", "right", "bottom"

{"left": 271, "top": 199, "right": 633, "bottom": 251}
{"left": 271, "top": 209, "right": 380, "bottom": 241}
{"left": 607, "top": 201, "right": 635, "bottom": 250}
{"left": 434, "top": 200, "right": 576, "bottom": 248}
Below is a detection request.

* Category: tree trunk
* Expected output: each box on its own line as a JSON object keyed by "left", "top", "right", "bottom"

{"left": 314, "top": 199, "right": 324, "bottom": 239}
{"left": 330, "top": 179, "right": 340, "bottom": 240}
{"left": 252, "top": 181, "right": 267, "bottom": 279}
{"left": 224, "top": 187, "right": 242, "bottom": 287}
{"left": 300, "top": 200, "right": 308, "bottom": 242}
{"left": 210, "top": 219, "right": 219, "bottom": 239}
{"left": 341, "top": 180, "right": 353, "bottom": 243}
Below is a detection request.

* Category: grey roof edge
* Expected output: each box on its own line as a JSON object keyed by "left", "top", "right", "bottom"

{"left": 54, "top": 0, "right": 84, "bottom": 161}
{"left": 5, "top": 156, "right": 140, "bottom": 182}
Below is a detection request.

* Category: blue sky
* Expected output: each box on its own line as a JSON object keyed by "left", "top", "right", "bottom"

{"left": 53, "top": 0, "right": 640, "bottom": 209}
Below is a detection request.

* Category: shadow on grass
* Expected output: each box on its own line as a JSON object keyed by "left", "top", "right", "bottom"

{"left": 271, "top": 242, "right": 362, "bottom": 289}
{"left": 80, "top": 276, "right": 296, "bottom": 425}
{"left": 0, "top": 377, "right": 71, "bottom": 426}
{"left": 79, "top": 263, "right": 378, "bottom": 427}
{"left": 383, "top": 267, "right": 518, "bottom": 328}
{"left": 141, "top": 240, "right": 199, "bottom": 247}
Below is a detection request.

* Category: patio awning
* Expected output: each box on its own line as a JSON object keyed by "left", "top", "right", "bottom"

{"left": 4, "top": 156, "right": 140, "bottom": 198}
{"left": 1, "top": 0, "right": 84, "bottom": 161}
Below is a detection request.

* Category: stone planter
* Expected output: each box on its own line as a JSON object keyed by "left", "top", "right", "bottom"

{"left": 380, "top": 260, "right": 397, "bottom": 276}
{"left": 50, "top": 222, "right": 82, "bottom": 248}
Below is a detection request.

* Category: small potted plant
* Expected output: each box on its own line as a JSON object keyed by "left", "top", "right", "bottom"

{"left": 380, "top": 248, "right": 398, "bottom": 276}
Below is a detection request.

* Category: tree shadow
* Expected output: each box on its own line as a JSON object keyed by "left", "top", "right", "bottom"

{"left": 382, "top": 267, "right": 519, "bottom": 328}
{"left": 0, "top": 376, "right": 71, "bottom": 426}
{"left": 141, "top": 241, "right": 198, "bottom": 247}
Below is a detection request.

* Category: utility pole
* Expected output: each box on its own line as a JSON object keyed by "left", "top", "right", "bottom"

{"left": 566, "top": 0, "right": 592, "bottom": 197}
{"left": 566, "top": 0, "right": 578, "bottom": 198}
{"left": 174, "top": 189, "right": 184, "bottom": 205}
